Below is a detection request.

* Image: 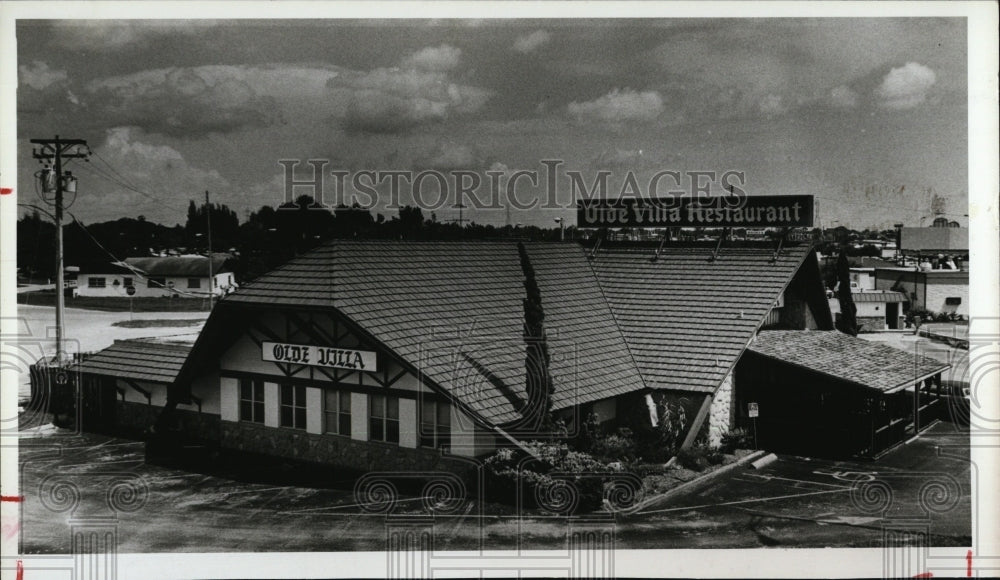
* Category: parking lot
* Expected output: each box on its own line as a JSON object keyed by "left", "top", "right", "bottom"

{"left": 628, "top": 419, "right": 972, "bottom": 547}
{"left": 15, "top": 419, "right": 971, "bottom": 553}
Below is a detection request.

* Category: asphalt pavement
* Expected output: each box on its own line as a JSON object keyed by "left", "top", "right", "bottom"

{"left": 628, "top": 419, "right": 972, "bottom": 547}
{"left": 16, "top": 420, "right": 971, "bottom": 553}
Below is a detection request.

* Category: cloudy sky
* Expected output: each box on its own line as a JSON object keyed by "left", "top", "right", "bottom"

{"left": 16, "top": 18, "right": 968, "bottom": 229}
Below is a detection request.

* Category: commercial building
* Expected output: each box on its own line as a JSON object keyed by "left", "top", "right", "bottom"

{"left": 76, "top": 255, "right": 236, "bottom": 298}
{"left": 899, "top": 226, "right": 968, "bottom": 256}
{"left": 852, "top": 291, "right": 908, "bottom": 330}
{"left": 67, "top": 240, "right": 950, "bottom": 472}
{"left": 875, "top": 267, "right": 969, "bottom": 318}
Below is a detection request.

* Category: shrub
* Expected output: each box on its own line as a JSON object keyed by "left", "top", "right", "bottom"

{"left": 705, "top": 445, "right": 726, "bottom": 466}
{"left": 482, "top": 441, "right": 618, "bottom": 512}
{"left": 905, "top": 307, "right": 936, "bottom": 326}
{"left": 590, "top": 428, "right": 637, "bottom": 462}
{"left": 634, "top": 397, "right": 688, "bottom": 462}
{"left": 575, "top": 412, "right": 602, "bottom": 454}
{"left": 677, "top": 446, "right": 709, "bottom": 472}
{"left": 719, "top": 428, "right": 753, "bottom": 453}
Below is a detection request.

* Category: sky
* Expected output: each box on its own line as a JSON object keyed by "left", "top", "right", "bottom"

{"left": 16, "top": 18, "right": 969, "bottom": 230}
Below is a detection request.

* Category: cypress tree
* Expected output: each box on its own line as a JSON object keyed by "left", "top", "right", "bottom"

{"left": 518, "top": 242, "right": 554, "bottom": 431}
{"left": 836, "top": 249, "right": 859, "bottom": 336}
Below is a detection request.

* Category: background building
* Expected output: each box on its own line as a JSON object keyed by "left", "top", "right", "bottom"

{"left": 76, "top": 255, "right": 236, "bottom": 298}
{"left": 875, "top": 268, "right": 969, "bottom": 318}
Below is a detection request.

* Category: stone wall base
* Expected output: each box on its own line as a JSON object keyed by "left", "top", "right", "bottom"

{"left": 220, "top": 421, "right": 478, "bottom": 477}
{"left": 117, "top": 401, "right": 220, "bottom": 443}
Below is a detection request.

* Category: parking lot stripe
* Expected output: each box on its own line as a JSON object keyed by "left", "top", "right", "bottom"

{"left": 740, "top": 473, "right": 851, "bottom": 489}
{"left": 636, "top": 487, "right": 851, "bottom": 516}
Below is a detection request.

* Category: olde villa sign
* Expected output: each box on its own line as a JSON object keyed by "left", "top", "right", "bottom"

{"left": 577, "top": 195, "right": 814, "bottom": 228}
{"left": 262, "top": 341, "right": 378, "bottom": 372}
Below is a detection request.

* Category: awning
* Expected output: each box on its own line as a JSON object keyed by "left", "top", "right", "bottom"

{"left": 748, "top": 330, "right": 949, "bottom": 394}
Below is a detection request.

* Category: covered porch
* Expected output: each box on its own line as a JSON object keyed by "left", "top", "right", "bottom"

{"left": 739, "top": 330, "right": 950, "bottom": 459}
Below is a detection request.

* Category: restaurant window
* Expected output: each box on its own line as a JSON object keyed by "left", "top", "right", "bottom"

{"left": 324, "top": 390, "right": 351, "bottom": 436}
{"left": 369, "top": 394, "right": 399, "bottom": 444}
{"left": 239, "top": 379, "right": 264, "bottom": 423}
{"left": 187, "top": 278, "right": 201, "bottom": 289}
{"left": 88, "top": 277, "right": 106, "bottom": 288}
{"left": 280, "top": 384, "right": 307, "bottom": 429}
{"left": 419, "top": 399, "right": 451, "bottom": 451}
{"left": 148, "top": 277, "right": 167, "bottom": 289}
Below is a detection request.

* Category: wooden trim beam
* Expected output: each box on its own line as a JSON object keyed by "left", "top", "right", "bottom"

{"left": 121, "top": 378, "right": 152, "bottom": 404}
{"left": 219, "top": 369, "right": 445, "bottom": 402}
{"left": 680, "top": 393, "right": 713, "bottom": 451}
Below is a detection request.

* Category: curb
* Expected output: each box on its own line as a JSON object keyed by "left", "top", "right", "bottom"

{"left": 630, "top": 449, "right": 768, "bottom": 513}
{"left": 918, "top": 328, "right": 969, "bottom": 349}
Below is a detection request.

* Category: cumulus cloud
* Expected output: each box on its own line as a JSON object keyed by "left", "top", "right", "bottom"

{"left": 334, "top": 67, "right": 491, "bottom": 135}
{"left": 412, "top": 142, "right": 482, "bottom": 171}
{"left": 513, "top": 30, "right": 551, "bottom": 54}
{"left": 876, "top": 62, "right": 937, "bottom": 110}
{"left": 402, "top": 44, "right": 462, "bottom": 72}
{"left": 51, "top": 20, "right": 215, "bottom": 51}
{"left": 590, "top": 149, "right": 660, "bottom": 172}
{"left": 75, "top": 59, "right": 489, "bottom": 138}
{"left": 567, "top": 88, "right": 664, "bottom": 125}
{"left": 85, "top": 66, "right": 282, "bottom": 137}
{"left": 91, "top": 127, "right": 231, "bottom": 222}
{"left": 828, "top": 84, "right": 859, "bottom": 108}
{"left": 757, "top": 94, "right": 787, "bottom": 117}
{"left": 19, "top": 61, "right": 67, "bottom": 90}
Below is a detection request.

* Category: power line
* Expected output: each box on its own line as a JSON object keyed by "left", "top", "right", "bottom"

{"left": 19, "top": 201, "right": 208, "bottom": 299}
{"left": 63, "top": 210, "right": 209, "bottom": 299}
{"left": 73, "top": 161, "right": 188, "bottom": 213}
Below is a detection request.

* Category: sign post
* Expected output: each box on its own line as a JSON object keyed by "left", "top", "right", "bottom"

{"left": 126, "top": 285, "right": 136, "bottom": 320}
{"left": 748, "top": 402, "right": 759, "bottom": 450}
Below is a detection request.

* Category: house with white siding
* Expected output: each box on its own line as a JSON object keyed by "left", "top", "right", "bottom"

{"left": 76, "top": 255, "right": 236, "bottom": 298}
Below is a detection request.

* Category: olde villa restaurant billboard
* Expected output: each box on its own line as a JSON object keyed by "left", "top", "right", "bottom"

{"left": 577, "top": 195, "right": 815, "bottom": 228}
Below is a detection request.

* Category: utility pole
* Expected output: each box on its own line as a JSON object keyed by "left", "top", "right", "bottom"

{"left": 31, "top": 136, "right": 89, "bottom": 364}
{"left": 205, "top": 190, "right": 213, "bottom": 310}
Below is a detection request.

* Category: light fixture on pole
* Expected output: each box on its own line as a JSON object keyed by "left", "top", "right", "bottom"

{"left": 554, "top": 217, "right": 565, "bottom": 241}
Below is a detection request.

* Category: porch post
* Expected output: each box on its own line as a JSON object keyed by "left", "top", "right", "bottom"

{"left": 868, "top": 396, "right": 876, "bottom": 457}
{"left": 912, "top": 381, "right": 919, "bottom": 433}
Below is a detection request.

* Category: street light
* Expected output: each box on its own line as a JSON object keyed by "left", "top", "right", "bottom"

{"left": 554, "top": 217, "right": 565, "bottom": 241}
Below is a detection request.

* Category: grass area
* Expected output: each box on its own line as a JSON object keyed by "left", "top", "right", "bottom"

{"left": 112, "top": 319, "right": 206, "bottom": 328}
{"left": 17, "top": 291, "right": 211, "bottom": 312}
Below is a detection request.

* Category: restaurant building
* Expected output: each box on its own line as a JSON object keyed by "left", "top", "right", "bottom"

{"left": 67, "top": 239, "right": 950, "bottom": 471}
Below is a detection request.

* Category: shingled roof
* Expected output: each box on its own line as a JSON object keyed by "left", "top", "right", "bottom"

{"left": 748, "top": 330, "right": 949, "bottom": 393}
{"left": 589, "top": 244, "right": 813, "bottom": 394}
{"left": 852, "top": 291, "right": 907, "bottom": 303}
{"left": 224, "top": 241, "right": 646, "bottom": 425}
{"left": 80, "top": 339, "right": 193, "bottom": 384}
{"left": 124, "top": 255, "right": 232, "bottom": 277}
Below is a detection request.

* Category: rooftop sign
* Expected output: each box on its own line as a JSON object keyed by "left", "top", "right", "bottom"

{"left": 577, "top": 195, "right": 814, "bottom": 229}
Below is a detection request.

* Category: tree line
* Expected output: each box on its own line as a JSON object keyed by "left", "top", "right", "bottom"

{"left": 17, "top": 196, "right": 571, "bottom": 284}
